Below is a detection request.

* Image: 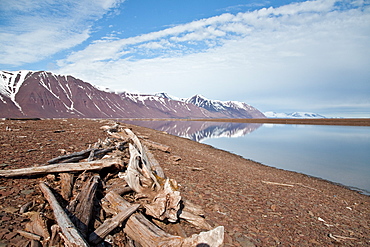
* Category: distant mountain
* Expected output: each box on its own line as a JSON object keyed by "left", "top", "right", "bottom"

{"left": 0, "top": 70, "right": 265, "bottom": 119}
{"left": 184, "top": 94, "right": 266, "bottom": 118}
{"left": 264, "top": 111, "right": 326, "bottom": 118}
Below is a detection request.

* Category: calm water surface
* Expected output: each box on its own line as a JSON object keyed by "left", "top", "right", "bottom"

{"left": 121, "top": 120, "right": 370, "bottom": 194}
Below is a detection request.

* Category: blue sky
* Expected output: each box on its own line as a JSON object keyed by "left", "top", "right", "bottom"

{"left": 1, "top": 0, "right": 369, "bottom": 117}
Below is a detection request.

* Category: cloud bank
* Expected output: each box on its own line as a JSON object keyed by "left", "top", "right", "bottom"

{"left": 0, "top": 0, "right": 124, "bottom": 66}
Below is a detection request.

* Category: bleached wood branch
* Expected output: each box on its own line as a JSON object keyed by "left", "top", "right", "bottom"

{"left": 0, "top": 158, "right": 121, "bottom": 177}
{"left": 88, "top": 204, "right": 140, "bottom": 245}
{"left": 262, "top": 180, "right": 294, "bottom": 187}
{"left": 39, "top": 182, "right": 89, "bottom": 247}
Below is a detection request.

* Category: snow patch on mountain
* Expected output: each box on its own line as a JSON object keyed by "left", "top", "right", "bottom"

{"left": 0, "top": 70, "right": 31, "bottom": 113}
{"left": 264, "top": 111, "right": 326, "bottom": 118}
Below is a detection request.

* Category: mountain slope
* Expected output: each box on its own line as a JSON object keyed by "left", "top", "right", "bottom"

{"left": 185, "top": 94, "right": 266, "bottom": 118}
{"left": 0, "top": 71, "right": 264, "bottom": 119}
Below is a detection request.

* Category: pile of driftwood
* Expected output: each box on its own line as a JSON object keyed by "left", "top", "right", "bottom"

{"left": 0, "top": 122, "right": 224, "bottom": 246}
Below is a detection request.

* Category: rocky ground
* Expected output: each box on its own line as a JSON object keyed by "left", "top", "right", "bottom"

{"left": 0, "top": 118, "right": 369, "bottom": 246}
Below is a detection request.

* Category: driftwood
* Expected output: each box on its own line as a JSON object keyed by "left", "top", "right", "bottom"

{"left": 24, "top": 212, "right": 50, "bottom": 242}
{"left": 17, "top": 230, "right": 42, "bottom": 241}
{"left": 49, "top": 225, "right": 62, "bottom": 247}
{"left": 60, "top": 173, "right": 74, "bottom": 200}
{"left": 0, "top": 158, "right": 121, "bottom": 177}
{"left": 67, "top": 174, "right": 100, "bottom": 237}
{"left": 179, "top": 200, "right": 213, "bottom": 230}
{"left": 103, "top": 191, "right": 224, "bottom": 246}
{"left": 88, "top": 203, "right": 139, "bottom": 245}
{"left": 39, "top": 182, "right": 89, "bottom": 247}
{"left": 125, "top": 143, "right": 181, "bottom": 222}
{"left": 5, "top": 122, "right": 224, "bottom": 246}
{"left": 262, "top": 180, "right": 294, "bottom": 187}
{"left": 47, "top": 147, "right": 116, "bottom": 164}
{"left": 47, "top": 149, "right": 94, "bottom": 164}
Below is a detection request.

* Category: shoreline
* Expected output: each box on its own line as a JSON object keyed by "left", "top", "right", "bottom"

{"left": 1, "top": 119, "right": 369, "bottom": 246}
{"left": 115, "top": 117, "right": 370, "bottom": 126}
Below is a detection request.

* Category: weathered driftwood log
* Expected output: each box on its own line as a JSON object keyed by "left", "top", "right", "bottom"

{"left": 24, "top": 212, "right": 50, "bottom": 242}
{"left": 144, "top": 145, "right": 166, "bottom": 178}
{"left": 47, "top": 148, "right": 116, "bottom": 164}
{"left": 124, "top": 128, "right": 166, "bottom": 178}
{"left": 47, "top": 149, "right": 94, "bottom": 164}
{"left": 20, "top": 201, "right": 34, "bottom": 214}
{"left": 102, "top": 191, "right": 224, "bottom": 247}
{"left": 125, "top": 143, "right": 181, "bottom": 222}
{"left": 0, "top": 158, "right": 121, "bottom": 177}
{"left": 60, "top": 173, "right": 74, "bottom": 200}
{"left": 125, "top": 213, "right": 224, "bottom": 247}
{"left": 88, "top": 204, "right": 140, "bottom": 245}
{"left": 67, "top": 174, "right": 100, "bottom": 237}
{"left": 16, "top": 230, "right": 42, "bottom": 241}
{"left": 39, "top": 182, "right": 89, "bottom": 247}
{"left": 125, "top": 143, "right": 160, "bottom": 193}
{"left": 178, "top": 200, "right": 213, "bottom": 230}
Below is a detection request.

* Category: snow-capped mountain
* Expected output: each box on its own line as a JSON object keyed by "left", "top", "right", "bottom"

{"left": 184, "top": 94, "right": 266, "bottom": 118}
{"left": 264, "top": 111, "right": 326, "bottom": 118}
{"left": 0, "top": 70, "right": 265, "bottom": 119}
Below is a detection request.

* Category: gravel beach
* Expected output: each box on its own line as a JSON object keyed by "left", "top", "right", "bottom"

{"left": 0, "top": 118, "right": 369, "bottom": 246}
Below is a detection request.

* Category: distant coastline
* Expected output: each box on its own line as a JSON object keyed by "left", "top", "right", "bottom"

{"left": 130, "top": 118, "right": 370, "bottom": 126}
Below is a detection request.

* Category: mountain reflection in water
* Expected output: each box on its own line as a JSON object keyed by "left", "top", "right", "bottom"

{"left": 120, "top": 120, "right": 262, "bottom": 142}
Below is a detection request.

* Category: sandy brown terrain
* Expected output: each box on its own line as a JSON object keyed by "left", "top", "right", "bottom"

{"left": 0, "top": 118, "right": 369, "bottom": 246}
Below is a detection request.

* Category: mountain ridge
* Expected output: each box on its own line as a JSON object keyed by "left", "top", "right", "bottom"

{"left": 0, "top": 70, "right": 265, "bottom": 119}
{"left": 264, "top": 111, "right": 326, "bottom": 119}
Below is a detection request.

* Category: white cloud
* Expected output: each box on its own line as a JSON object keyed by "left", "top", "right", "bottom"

{"left": 0, "top": 0, "right": 125, "bottom": 66}
{"left": 55, "top": 0, "right": 370, "bottom": 116}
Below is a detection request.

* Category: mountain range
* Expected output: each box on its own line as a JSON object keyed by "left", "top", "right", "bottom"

{"left": 0, "top": 70, "right": 265, "bottom": 119}
{"left": 263, "top": 111, "right": 326, "bottom": 119}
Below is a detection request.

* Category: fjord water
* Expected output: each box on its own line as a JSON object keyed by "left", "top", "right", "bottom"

{"left": 122, "top": 120, "right": 370, "bottom": 194}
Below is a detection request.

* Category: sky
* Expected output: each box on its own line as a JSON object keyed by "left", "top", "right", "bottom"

{"left": 1, "top": 0, "right": 369, "bottom": 117}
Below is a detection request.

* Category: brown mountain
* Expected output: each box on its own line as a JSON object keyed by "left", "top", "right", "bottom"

{"left": 0, "top": 70, "right": 265, "bottom": 119}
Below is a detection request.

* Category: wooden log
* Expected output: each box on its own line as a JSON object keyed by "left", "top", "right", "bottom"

{"left": 39, "top": 182, "right": 89, "bottom": 247}
{"left": 123, "top": 128, "right": 166, "bottom": 178}
{"left": 67, "top": 174, "right": 100, "bottom": 237}
{"left": 24, "top": 212, "right": 50, "bottom": 241}
{"left": 144, "top": 146, "right": 166, "bottom": 179}
{"left": 60, "top": 173, "right": 74, "bottom": 200}
{"left": 125, "top": 213, "right": 224, "bottom": 247}
{"left": 126, "top": 143, "right": 180, "bottom": 222}
{"left": 20, "top": 201, "right": 34, "bottom": 214}
{"left": 143, "top": 178, "right": 181, "bottom": 222}
{"left": 88, "top": 204, "right": 140, "bottom": 245}
{"left": 17, "top": 230, "right": 42, "bottom": 241}
{"left": 125, "top": 143, "right": 160, "bottom": 193}
{"left": 178, "top": 199, "right": 212, "bottom": 230}
{"left": 103, "top": 191, "right": 224, "bottom": 247}
{"left": 0, "top": 158, "right": 121, "bottom": 177}
{"left": 47, "top": 149, "right": 95, "bottom": 164}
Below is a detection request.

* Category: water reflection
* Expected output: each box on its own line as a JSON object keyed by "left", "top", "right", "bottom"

{"left": 121, "top": 120, "right": 370, "bottom": 195}
{"left": 121, "top": 120, "right": 262, "bottom": 142}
